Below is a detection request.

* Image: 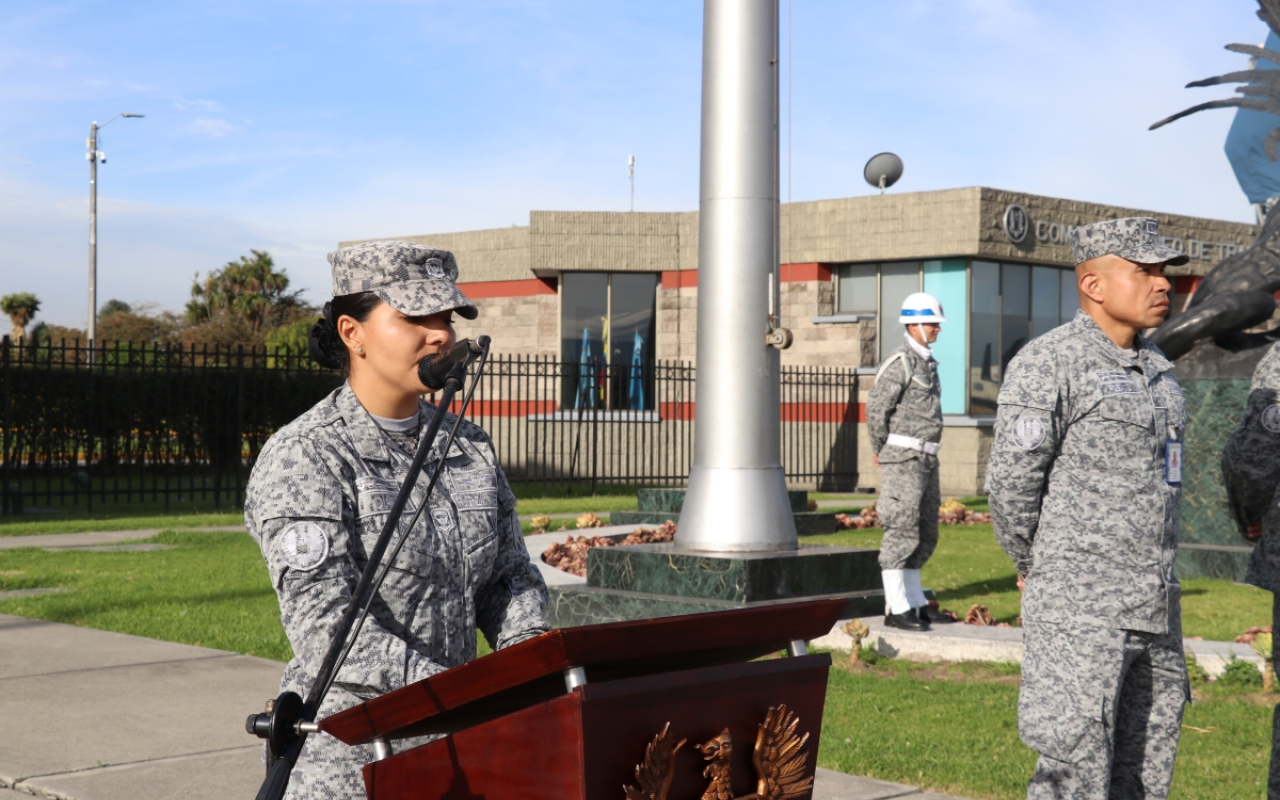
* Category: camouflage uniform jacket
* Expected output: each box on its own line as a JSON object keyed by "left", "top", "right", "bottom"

{"left": 245, "top": 383, "right": 549, "bottom": 705}
{"left": 866, "top": 336, "right": 943, "bottom": 464}
{"left": 986, "top": 311, "right": 1184, "bottom": 635}
{"left": 1221, "top": 343, "right": 1280, "bottom": 593}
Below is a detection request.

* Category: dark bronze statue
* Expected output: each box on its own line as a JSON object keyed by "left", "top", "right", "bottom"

{"left": 1149, "top": 0, "right": 1280, "bottom": 361}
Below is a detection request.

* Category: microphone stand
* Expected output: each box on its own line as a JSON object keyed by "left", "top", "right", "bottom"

{"left": 249, "top": 338, "right": 491, "bottom": 800}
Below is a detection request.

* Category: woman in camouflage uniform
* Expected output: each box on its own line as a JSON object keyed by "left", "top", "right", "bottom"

{"left": 245, "top": 241, "right": 549, "bottom": 799}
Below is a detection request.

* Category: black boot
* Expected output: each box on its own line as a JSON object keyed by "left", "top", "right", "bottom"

{"left": 917, "top": 605, "right": 956, "bottom": 624}
{"left": 884, "top": 610, "right": 930, "bottom": 632}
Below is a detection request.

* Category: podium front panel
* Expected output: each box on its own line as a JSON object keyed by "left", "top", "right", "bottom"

{"left": 363, "top": 654, "right": 831, "bottom": 800}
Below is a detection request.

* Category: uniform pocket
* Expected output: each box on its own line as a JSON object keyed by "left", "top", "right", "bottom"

{"left": 1018, "top": 622, "right": 1109, "bottom": 764}
{"left": 1100, "top": 396, "right": 1153, "bottom": 431}
{"left": 354, "top": 476, "right": 433, "bottom": 577}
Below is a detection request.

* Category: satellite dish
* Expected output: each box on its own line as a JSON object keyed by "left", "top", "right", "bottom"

{"left": 864, "top": 152, "right": 904, "bottom": 194}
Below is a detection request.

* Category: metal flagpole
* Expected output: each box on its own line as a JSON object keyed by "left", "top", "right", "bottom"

{"left": 675, "top": 0, "right": 796, "bottom": 552}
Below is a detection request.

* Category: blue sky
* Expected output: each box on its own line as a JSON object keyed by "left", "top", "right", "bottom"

{"left": 0, "top": 0, "right": 1269, "bottom": 327}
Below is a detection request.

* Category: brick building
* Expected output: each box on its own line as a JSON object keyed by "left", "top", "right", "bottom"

{"left": 341, "top": 186, "right": 1257, "bottom": 496}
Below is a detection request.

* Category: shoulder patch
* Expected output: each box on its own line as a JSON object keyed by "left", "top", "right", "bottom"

{"left": 1262, "top": 404, "right": 1280, "bottom": 434}
{"left": 1012, "top": 415, "right": 1047, "bottom": 450}
{"left": 1096, "top": 370, "right": 1139, "bottom": 397}
{"left": 276, "top": 522, "right": 330, "bottom": 572}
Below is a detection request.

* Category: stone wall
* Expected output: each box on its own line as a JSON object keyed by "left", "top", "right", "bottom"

{"left": 341, "top": 225, "right": 532, "bottom": 283}
{"left": 454, "top": 294, "right": 558, "bottom": 358}
{"left": 973, "top": 187, "right": 1257, "bottom": 276}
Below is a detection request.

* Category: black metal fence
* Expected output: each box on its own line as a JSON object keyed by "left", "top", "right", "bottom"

{"left": 0, "top": 338, "right": 858, "bottom": 512}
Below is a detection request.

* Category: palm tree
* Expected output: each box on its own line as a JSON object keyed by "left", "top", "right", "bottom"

{"left": 1, "top": 293, "right": 40, "bottom": 342}
{"left": 186, "top": 250, "right": 304, "bottom": 337}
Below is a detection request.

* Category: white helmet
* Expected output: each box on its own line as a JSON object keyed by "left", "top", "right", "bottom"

{"left": 899, "top": 292, "right": 946, "bottom": 324}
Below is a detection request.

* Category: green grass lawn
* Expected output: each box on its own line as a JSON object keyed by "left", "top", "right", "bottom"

{"left": 819, "top": 652, "right": 1272, "bottom": 800}
{"left": 801, "top": 524, "right": 1272, "bottom": 642}
{"left": 0, "top": 529, "right": 1271, "bottom": 800}
{"left": 0, "top": 530, "right": 289, "bottom": 659}
{"left": 0, "top": 513, "right": 246, "bottom": 537}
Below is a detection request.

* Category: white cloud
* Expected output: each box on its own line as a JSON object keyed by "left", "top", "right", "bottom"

{"left": 189, "top": 118, "right": 240, "bottom": 138}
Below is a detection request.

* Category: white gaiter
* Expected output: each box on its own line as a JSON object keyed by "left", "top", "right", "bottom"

{"left": 904, "top": 569, "right": 928, "bottom": 610}
{"left": 881, "top": 569, "right": 912, "bottom": 615}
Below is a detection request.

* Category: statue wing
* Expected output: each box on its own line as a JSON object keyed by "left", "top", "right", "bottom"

{"left": 625, "top": 723, "right": 686, "bottom": 800}
{"left": 1149, "top": 1, "right": 1280, "bottom": 159}
{"left": 751, "top": 705, "right": 814, "bottom": 800}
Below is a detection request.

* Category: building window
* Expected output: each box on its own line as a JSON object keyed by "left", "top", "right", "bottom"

{"left": 834, "top": 261, "right": 923, "bottom": 361}
{"left": 836, "top": 264, "right": 876, "bottom": 313}
{"left": 560, "top": 272, "right": 658, "bottom": 410}
{"left": 969, "top": 261, "right": 1079, "bottom": 415}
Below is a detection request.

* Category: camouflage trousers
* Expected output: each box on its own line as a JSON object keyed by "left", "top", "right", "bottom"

{"left": 877, "top": 455, "right": 940, "bottom": 570}
{"left": 1020, "top": 621, "right": 1188, "bottom": 800}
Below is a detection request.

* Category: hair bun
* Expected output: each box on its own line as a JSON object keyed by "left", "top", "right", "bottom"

{"left": 308, "top": 315, "right": 345, "bottom": 370}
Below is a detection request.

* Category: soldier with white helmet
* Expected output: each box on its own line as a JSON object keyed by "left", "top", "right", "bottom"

{"left": 865, "top": 292, "right": 953, "bottom": 631}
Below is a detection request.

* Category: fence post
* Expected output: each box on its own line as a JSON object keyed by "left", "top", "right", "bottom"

{"left": 235, "top": 344, "right": 245, "bottom": 509}
{"left": 2, "top": 336, "right": 9, "bottom": 515}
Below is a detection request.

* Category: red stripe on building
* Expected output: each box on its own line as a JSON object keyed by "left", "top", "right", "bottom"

{"left": 781, "top": 263, "right": 833, "bottom": 282}
{"left": 464, "top": 400, "right": 558, "bottom": 417}
{"left": 661, "top": 270, "right": 698, "bottom": 289}
{"left": 656, "top": 402, "right": 863, "bottom": 423}
{"left": 661, "top": 263, "right": 831, "bottom": 290}
{"left": 457, "top": 277, "right": 557, "bottom": 298}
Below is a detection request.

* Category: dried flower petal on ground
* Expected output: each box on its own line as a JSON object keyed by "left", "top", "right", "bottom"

{"left": 542, "top": 521, "right": 677, "bottom": 576}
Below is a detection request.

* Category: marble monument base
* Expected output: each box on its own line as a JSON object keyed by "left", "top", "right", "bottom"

{"left": 544, "top": 541, "right": 908, "bottom": 628}
{"left": 608, "top": 487, "right": 844, "bottom": 536}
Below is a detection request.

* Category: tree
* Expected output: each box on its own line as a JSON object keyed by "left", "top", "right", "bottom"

{"left": 99, "top": 299, "right": 132, "bottom": 319}
{"left": 1, "top": 293, "right": 40, "bottom": 342}
{"left": 97, "top": 305, "right": 180, "bottom": 346}
{"left": 186, "top": 250, "right": 309, "bottom": 337}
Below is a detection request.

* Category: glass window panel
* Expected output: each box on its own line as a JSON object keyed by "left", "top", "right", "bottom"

{"left": 560, "top": 272, "right": 608, "bottom": 410}
{"left": 878, "top": 261, "right": 921, "bottom": 361}
{"left": 609, "top": 273, "right": 658, "bottom": 411}
{"left": 969, "top": 261, "right": 1001, "bottom": 415}
{"left": 837, "top": 263, "right": 877, "bottom": 313}
{"left": 1060, "top": 269, "right": 1080, "bottom": 323}
{"left": 1031, "top": 266, "right": 1060, "bottom": 339}
{"left": 1001, "top": 263, "right": 1030, "bottom": 374}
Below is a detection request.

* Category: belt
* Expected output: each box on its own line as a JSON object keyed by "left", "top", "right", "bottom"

{"left": 886, "top": 433, "right": 941, "bottom": 455}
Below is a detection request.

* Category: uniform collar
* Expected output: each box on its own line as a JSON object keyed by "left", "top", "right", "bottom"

{"left": 1070, "top": 310, "right": 1172, "bottom": 375}
{"left": 904, "top": 332, "right": 933, "bottom": 361}
{"left": 335, "top": 383, "right": 396, "bottom": 462}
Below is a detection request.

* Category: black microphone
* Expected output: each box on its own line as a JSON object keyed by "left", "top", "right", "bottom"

{"left": 417, "top": 336, "right": 488, "bottom": 391}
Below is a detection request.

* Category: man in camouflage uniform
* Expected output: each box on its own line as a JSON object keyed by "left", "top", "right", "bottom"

{"left": 1220, "top": 343, "right": 1280, "bottom": 798}
{"left": 867, "top": 292, "right": 952, "bottom": 631}
{"left": 987, "top": 218, "right": 1190, "bottom": 799}
{"left": 246, "top": 242, "right": 549, "bottom": 799}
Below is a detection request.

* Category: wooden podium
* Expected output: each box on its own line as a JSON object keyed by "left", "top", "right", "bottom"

{"left": 319, "top": 597, "right": 846, "bottom": 800}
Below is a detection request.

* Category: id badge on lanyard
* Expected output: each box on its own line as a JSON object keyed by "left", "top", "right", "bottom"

{"left": 1165, "top": 423, "right": 1183, "bottom": 486}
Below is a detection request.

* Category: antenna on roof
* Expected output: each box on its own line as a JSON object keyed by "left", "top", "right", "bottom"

{"left": 628, "top": 155, "right": 635, "bottom": 212}
{"left": 864, "top": 152, "right": 904, "bottom": 195}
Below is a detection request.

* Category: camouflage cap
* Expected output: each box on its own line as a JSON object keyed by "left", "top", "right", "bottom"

{"left": 327, "top": 241, "right": 478, "bottom": 320}
{"left": 1068, "top": 217, "right": 1189, "bottom": 267}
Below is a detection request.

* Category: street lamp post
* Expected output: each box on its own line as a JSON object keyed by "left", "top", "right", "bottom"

{"left": 87, "top": 112, "right": 143, "bottom": 348}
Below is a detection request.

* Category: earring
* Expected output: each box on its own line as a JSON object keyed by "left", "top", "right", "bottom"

{"left": 356, "top": 346, "right": 364, "bottom": 354}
